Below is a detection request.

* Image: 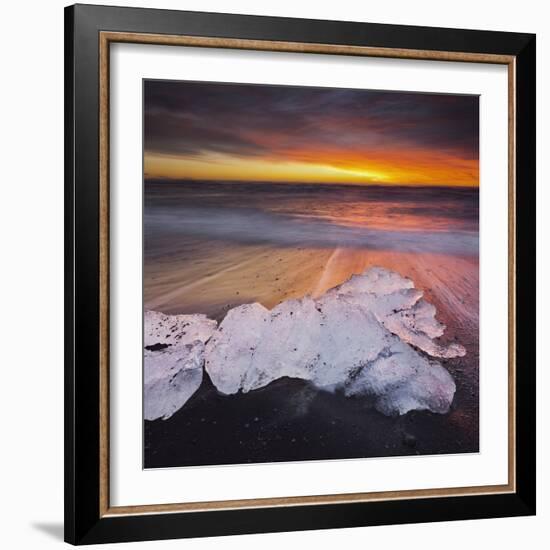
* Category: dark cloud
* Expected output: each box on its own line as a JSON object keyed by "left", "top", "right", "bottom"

{"left": 144, "top": 80, "right": 479, "bottom": 161}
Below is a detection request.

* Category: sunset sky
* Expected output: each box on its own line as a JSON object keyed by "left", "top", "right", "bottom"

{"left": 144, "top": 80, "right": 479, "bottom": 187}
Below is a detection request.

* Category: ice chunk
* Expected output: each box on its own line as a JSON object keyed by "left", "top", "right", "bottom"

{"left": 145, "top": 267, "right": 463, "bottom": 420}
{"left": 330, "top": 267, "right": 466, "bottom": 358}
{"left": 205, "top": 284, "right": 457, "bottom": 415}
{"left": 144, "top": 311, "right": 217, "bottom": 420}
{"left": 204, "top": 303, "right": 269, "bottom": 395}
{"left": 144, "top": 341, "right": 205, "bottom": 420}
{"left": 343, "top": 342, "right": 456, "bottom": 415}
{"left": 335, "top": 266, "right": 415, "bottom": 296}
{"left": 145, "top": 310, "right": 217, "bottom": 348}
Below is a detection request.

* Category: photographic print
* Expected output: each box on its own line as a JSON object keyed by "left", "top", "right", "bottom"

{"left": 143, "top": 80, "right": 479, "bottom": 469}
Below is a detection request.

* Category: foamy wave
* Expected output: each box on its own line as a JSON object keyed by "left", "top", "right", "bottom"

{"left": 146, "top": 207, "right": 478, "bottom": 256}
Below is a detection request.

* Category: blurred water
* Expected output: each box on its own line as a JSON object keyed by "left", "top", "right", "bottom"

{"left": 145, "top": 180, "right": 479, "bottom": 258}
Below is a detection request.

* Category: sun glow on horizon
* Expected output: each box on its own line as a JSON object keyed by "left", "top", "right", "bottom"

{"left": 144, "top": 150, "right": 479, "bottom": 187}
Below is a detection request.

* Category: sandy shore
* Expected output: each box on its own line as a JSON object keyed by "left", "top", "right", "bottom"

{"left": 145, "top": 241, "right": 477, "bottom": 325}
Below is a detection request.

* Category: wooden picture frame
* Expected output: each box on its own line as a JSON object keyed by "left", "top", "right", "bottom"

{"left": 65, "top": 3, "right": 536, "bottom": 545}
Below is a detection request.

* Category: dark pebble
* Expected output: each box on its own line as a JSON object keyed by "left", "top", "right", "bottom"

{"left": 403, "top": 433, "right": 417, "bottom": 448}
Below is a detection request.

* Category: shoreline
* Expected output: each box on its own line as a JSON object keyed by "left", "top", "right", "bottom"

{"left": 144, "top": 257, "right": 479, "bottom": 469}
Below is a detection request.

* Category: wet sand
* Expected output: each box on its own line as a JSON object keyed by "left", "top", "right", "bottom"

{"left": 145, "top": 240, "right": 478, "bottom": 334}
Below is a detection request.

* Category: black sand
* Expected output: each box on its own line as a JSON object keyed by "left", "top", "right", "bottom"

{"left": 144, "top": 348, "right": 478, "bottom": 468}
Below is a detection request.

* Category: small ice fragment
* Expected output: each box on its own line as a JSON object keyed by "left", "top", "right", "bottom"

{"left": 144, "top": 311, "right": 217, "bottom": 420}
{"left": 144, "top": 341, "right": 205, "bottom": 421}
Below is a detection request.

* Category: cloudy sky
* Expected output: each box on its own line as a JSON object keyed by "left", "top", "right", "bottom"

{"left": 144, "top": 80, "right": 479, "bottom": 187}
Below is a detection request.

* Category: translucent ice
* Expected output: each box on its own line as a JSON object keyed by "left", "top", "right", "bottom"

{"left": 146, "top": 267, "right": 461, "bottom": 419}
{"left": 205, "top": 267, "right": 459, "bottom": 415}
{"left": 143, "top": 310, "right": 216, "bottom": 420}
{"left": 329, "top": 267, "right": 466, "bottom": 358}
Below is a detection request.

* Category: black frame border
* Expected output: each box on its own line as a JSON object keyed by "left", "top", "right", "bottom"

{"left": 65, "top": 3, "right": 536, "bottom": 545}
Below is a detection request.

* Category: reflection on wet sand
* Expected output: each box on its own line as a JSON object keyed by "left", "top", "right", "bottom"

{"left": 145, "top": 242, "right": 477, "bottom": 333}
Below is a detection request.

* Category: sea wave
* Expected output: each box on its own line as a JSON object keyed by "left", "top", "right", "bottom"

{"left": 145, "top": 206, "right": 478, "bottom": 256}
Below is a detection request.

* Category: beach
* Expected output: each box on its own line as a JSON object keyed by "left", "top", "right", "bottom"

{"left": 143, "top": 180, "right": 479, "bottom": 468}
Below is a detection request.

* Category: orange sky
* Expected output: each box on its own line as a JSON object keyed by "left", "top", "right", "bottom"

{"left": 144, "top": 148, "right": 478, "bottom": 186}
{"left": 144, "top": 82, "right": 479, "bottom": 187}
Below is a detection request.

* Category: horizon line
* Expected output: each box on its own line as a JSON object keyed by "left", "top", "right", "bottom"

{"left": 144, "top": 176, "right": 479, "bottom": 189}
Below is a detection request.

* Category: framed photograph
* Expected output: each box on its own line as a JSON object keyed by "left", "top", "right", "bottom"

{"left": 65, "top": 4, "right": 536, "bottom": 545}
